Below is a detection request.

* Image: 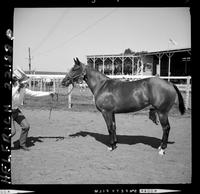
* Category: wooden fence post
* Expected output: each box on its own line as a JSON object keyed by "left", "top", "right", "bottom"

{"left": 93, "top": 95, "right": 95, "bottom": 102}
{"left": 185, "top": 76, "right": 191, "bottom": 110}
{"left": 53, "top": 79, "right": 56, "bottom": 92}
{"left": 33, "top": 78, "right": 35, "bottom": 91}
{"left": 40, "top": 79, "right": 42, "bottom": 91}
{"left": 29, "top": 78, "right": 31, "bottom": 90}
{"left": 68, "top": 85, "right": 72, "bottom": 108}
{"left": 43, "top": 79, "right": 45, "bottom": 91}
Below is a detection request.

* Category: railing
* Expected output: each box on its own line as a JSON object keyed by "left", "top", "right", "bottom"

{"left": 26, "top": 74, "right": 191, "bottom": 110}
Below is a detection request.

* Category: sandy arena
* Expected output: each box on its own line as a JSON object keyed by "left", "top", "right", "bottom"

{"left": 11, "top": 106, "right": 191, "bottom": 184}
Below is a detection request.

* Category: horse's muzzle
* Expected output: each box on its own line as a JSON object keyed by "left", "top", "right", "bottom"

{"left": 61, "top": 80, "right": 65, "bottom": 86}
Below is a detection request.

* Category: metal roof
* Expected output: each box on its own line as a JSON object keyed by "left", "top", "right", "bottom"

{"left": 86, "top": 48, "right": 191, "bottom": 58}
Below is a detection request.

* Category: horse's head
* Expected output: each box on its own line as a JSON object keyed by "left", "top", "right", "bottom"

{"left": 61, "top": 57, "right": 86, "bottom": 87}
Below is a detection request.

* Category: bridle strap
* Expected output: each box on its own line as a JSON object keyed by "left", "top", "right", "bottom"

{"left": 68, "top": 65, "right": 86, "bottom": 85}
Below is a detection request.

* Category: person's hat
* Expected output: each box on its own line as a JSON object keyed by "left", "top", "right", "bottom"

{"left": 13, "top": 67, "right": 29, "bottom": 83}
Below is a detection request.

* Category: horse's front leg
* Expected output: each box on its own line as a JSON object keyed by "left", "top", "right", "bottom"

{"left": 102, "top": 110, "right": 117, "bottom": 151}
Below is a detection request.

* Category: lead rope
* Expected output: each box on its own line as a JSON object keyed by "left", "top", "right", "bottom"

{"left": 49, "top": 92, "right": 58, "bottom": 120}
{"left": 49, "top": 84, "right": 74, "bottom": 120}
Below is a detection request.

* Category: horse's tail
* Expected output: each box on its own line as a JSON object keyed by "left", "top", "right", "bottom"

{"left": 173, "top": 84, "right": 186, "bottom": 115}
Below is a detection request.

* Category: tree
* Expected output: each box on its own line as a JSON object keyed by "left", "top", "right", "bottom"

{"left": 124, "top": 48, "right": 134, "bottom": 55}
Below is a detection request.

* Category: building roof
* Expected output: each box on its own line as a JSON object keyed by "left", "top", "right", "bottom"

{"left": 86, "top": 48, "right": 191, "bottom": 58}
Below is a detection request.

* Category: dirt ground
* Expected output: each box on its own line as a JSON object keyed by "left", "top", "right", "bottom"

{"left": 11, "top": 107, "right": 191, "bottom": 184}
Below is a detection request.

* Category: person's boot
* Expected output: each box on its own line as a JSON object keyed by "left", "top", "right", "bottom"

{"left": 19, "top": 128, "right": 30, "bottom": 151}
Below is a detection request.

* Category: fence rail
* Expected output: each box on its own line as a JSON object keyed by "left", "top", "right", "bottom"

{"left": 26, "top": 74, "right": 191, "bottom": 110}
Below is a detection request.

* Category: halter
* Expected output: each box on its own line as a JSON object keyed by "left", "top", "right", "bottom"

{"left": 67, "top": 64, "right": 86, "bottom": 85}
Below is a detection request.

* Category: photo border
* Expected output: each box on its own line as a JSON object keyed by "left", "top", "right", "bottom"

{"left": 1, "top": 0, "right": 192, "bottom": 193}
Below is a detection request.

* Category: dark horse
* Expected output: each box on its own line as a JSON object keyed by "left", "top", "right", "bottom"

{"left": 61, "top": 58, "right": 185, "bottom": 155}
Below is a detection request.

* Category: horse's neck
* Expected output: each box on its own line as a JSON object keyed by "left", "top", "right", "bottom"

{"left": 84, "top": 66, "right": 108, "bottom": 95}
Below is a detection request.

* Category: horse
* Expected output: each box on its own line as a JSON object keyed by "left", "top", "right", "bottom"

{"left": 61, "top": 58, "right": 185, "bottom": 155}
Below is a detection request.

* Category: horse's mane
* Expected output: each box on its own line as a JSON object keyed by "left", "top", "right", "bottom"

{"left": 85, "top": 64, "right": 110, "bottom": 80}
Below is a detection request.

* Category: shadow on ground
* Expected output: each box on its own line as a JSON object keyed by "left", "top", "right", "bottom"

{"left": 69, "top": 131, "right": 174, "bottom": 149}
{"left": 12, "top": 136, "right": 65, "bottom": 150}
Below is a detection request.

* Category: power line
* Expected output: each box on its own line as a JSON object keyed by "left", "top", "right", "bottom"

{"left": 28, "top": 47, "right": 32, "bottom": 72}
{"left": 32, "top": 9, "right": 71, "bottom": 55}
{"left": 35, "top": 8, "right": 117, "bottom": 57}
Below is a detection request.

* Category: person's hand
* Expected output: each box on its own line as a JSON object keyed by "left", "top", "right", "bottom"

{"left": 50, "top": 92, "right": 58, "bottom": 98}
{"left": 13, "top": 80, "right": 19, "bottom": 86}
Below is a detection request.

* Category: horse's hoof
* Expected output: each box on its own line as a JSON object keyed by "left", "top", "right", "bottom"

{"left": 107, "top": 145, "right": 117, "bottom": 151}
{"left": 107, "top": 147, "right": 113, "bottom": 151}
{"left": 158, "top": 148, "right": 165, "bottom": 155}
{"left": 112, "top": 144, "right": 117, "bottom": 150}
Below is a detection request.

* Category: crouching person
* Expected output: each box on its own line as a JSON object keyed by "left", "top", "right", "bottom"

{"left": 12, "top": 68, "right": 56, "bottom": 151}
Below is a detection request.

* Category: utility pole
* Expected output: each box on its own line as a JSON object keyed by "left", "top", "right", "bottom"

{"left": 28, "top": 47, "right": 32, "bottom": 73}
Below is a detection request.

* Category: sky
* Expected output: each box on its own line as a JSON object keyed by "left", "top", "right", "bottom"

{"left": 13, "top": 7, "right": 191, "bottom": 72}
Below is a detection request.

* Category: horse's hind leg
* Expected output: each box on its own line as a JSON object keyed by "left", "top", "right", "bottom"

{"left": 149, "top": 107, "right": 159, "bottom": 125}
{"left": 112, "top": 113, "right": 118, "bottom": 144}
{"left": 158, "top": 112, "right": 171, "bottom": 155}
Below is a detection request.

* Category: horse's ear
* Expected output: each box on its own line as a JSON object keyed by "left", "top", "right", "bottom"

{"left": 73, "top": 58, "right": 77, "bottom": 64}
{"left": 76, "top": 57, "right": 80, "bottom": 65}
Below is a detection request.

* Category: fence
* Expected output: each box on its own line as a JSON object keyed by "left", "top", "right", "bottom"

{"left": 27, "top": 74, "right": 191, "bottom": 110}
